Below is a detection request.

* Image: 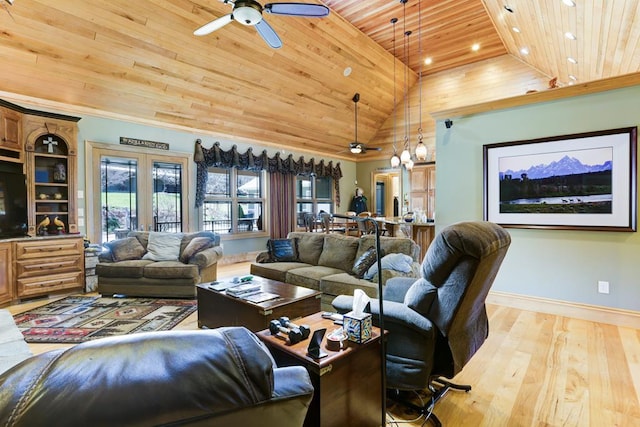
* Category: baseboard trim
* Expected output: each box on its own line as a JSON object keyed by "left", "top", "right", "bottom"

{"left": 487, "top": 291, "right": 640, "bottom": 329}
{"left": 219, "top": 252, "right": 260, "bottom": 265}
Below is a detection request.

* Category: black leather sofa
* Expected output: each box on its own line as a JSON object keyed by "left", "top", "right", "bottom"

{"left": 0, "top": 327, "right": 314, "bottom": 427}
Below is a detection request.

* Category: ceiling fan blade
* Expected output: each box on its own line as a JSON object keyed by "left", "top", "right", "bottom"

{"left": 255, "top": 19, "right": 283, "bottom": 49}
{"left": 264, "top": 3, "right": 330, "bottom": 17}
{"left": 194, "top": 14, "right": 234, "bottom": 36}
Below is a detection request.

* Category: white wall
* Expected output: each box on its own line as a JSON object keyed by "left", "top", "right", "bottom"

{"left": 435, "top": 85, "right": 640, "bottom": 312}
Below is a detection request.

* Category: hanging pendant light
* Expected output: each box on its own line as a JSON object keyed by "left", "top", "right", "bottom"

{"left": 400, "top": 27, "right": 412, "bottom": 165}
{"left": 389, "top": 17, "right": 401, "bottom": 169}
{"left": 414, "top": 0, "right": 428, "bottom": 162}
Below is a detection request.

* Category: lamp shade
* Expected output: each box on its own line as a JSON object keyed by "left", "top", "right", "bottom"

{"left": 390, "top": 154, "right": 401, "bottom": 168}
{"left": 405, "top": 159, "right": 414, "bottom": 171}
{"left": 400, "top": 149, "right": 411, "bottom": 164}
{"left": 415, "top": 141, "right": 428, "bottom": 161}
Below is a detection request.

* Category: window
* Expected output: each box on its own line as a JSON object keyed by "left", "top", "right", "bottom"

{"left": 296, "top": 174, "right": 333, "bottom": 227}
{"left": 202, "top": 167, "right": 265, "bottom": 235}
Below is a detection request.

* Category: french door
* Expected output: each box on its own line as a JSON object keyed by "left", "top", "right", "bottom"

{"left": 87, "top": 143, "right": 191, "bottom": 244}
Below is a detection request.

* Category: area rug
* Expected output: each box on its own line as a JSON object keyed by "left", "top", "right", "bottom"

{"left": 13, "top": 296, "right": 197, "bottom": 344}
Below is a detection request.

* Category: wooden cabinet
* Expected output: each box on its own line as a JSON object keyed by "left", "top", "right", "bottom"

{"left": 0, "top": 242, "right": 13, "bottom": 305}
{"left": 14, "top": 237, "right": 84, "bottom": 298}
{"left": 24, "top": 114, "right": 79, "bottom": 236}
{"left": 0, "top": 106, "right": 23, "bottom": 162}
{"left": 410, "top": 163, "right": 436, "bottom": 219}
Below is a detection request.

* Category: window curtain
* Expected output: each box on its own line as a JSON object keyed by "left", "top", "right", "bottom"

{"left": 194, "top": 139, "right": 342, "bottom": 209}
{"left": 268, "top": 172, "right": 295, "bottom": 238}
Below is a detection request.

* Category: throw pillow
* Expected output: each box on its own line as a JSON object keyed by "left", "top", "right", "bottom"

{"left": 179, "top": 236, "right": 215, "bottom": 263}
{"left": 106, "top": 237, "right": 146, "bottom": 262}
{"left": 364, "top": 253, "right": 413, "bottom": 280}
{"left": 351, "top": 246, "right": 379, "bottom": 279}
{"left": 267, "top": 238, "right": 299, "bottom": 262}
{"left": 142, "top": 232, "right": 183, "bottom": 261}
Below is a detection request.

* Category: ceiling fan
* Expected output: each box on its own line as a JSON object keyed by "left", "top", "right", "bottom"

{"left": 193, "top": 0, "right": 330, "bottom": 49}
{"left": 348, "top": 93, "right": 382, "bottom": 154}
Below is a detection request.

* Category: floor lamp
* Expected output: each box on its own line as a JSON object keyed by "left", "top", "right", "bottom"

{"left": 333, "top": 214, "right": 386, "bottom": 426}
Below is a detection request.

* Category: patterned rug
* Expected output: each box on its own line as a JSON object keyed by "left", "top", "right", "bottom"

{"left": 13, "top": 296, "right": 197, "bottom": 344}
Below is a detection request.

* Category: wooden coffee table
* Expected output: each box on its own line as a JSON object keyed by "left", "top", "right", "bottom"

{"left": 197, "top": 276, "right": 321, "bottom": 332}
{"left": 256, "top": 312, "right": 384, "bottom": 427}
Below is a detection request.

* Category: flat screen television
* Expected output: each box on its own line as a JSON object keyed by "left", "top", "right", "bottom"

{"left": 0, "top": 170, "right": 28, "bottom": 239}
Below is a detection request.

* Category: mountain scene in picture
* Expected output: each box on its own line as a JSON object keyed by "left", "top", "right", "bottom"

{"left": 498, "top": 148, "right": 612, "bottom": 214}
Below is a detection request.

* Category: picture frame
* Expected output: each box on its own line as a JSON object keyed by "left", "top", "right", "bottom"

{"left": 483, "top": 127, "right": 637, "bottom": 231}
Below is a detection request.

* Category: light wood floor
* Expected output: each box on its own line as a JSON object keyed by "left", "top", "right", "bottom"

{"left": 6, "top": 262, "right": 640, "bottom": 426}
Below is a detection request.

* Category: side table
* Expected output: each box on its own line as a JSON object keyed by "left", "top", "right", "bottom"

{"left": 256, "top": 312, "right": 384, "bottom": 427}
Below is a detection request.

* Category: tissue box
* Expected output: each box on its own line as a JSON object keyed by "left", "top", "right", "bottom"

{"left": 343, "top": 311, "right": 372, "bottom": 344}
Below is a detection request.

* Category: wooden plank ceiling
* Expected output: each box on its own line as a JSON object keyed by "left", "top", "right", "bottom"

{"left": 0, "top": 0, "right": 637, "bottom": 162}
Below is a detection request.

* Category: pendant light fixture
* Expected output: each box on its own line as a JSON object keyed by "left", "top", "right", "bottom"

{"left": 414, "top": 0, "right": 428, "bottom": 162}
{"left": 390, "top": 17, "right": 401, "bottom": 168}
{"left": 400, "top": 27, "right": 412, "bottom": 165}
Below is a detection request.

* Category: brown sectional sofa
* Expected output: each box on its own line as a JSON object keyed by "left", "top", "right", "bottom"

{"left": 250, "top": 231, "right": 421, "bottom": 310}
{"left": 97, "top": 231, "right": 223, "bottom": 298}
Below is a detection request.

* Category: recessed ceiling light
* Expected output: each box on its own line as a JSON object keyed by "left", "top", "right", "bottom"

{"left": 512, "top": 26, "right": 521, "bottom": 33}
{"left": 471, "top": 43, "right": 480, "bottom": 51}
{"left": 424, "top": 57, "right": 433, "bottom": 65}
{"left": 567, "top": 57, "right": 577, "bottom": 64}
{"left": 520, "top": 47, "right": 530, "bottom": 55}
{"left": 504, "top": 5, "right": 514, "bottom": 13}
{"left": 569, "top": 75, "right": 577, "bottom": 81}
{"left": 343, "top": 67, "right": 352, "bottom": 77}
{"left": 562, "top": 0, "right": 576, "bottom": 6}
{"left": 565, "top": 32, "right": 577, "bottom": 40}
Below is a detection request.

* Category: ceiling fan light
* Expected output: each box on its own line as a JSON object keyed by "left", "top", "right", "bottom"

{"left": 234, "top": 5, "right": 263, "bottom": 26}
{"left": 390, "top": 154, "right": 401, "bottom": 168}
{"left": 415, "top": 142, "right": 428, "bottom": 161}
{"left": 400, "top": 149, "right": 411, "bottom": 164}
{"left": 405, "top": 159, "right": 414, "bottom": 171}
{"left": 350, "top": 144, "right": 362, "bottom": 154}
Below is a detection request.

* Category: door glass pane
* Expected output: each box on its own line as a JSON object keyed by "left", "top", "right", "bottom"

{"left": 152, "top": 161, "right": 183, "bottom": 233}
{"left": 101, "top": 157, "right": 138, "bottom": 242}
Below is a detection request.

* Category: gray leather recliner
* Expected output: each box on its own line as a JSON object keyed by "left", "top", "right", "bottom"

{"left": 333, "top": 221, "right": 511, "bottom": 424}
{"left": 0, "top": 327, "right": 314, "bottom": 427}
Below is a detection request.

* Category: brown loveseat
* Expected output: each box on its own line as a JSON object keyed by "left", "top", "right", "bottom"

{"left": 251, "top": 231, "right": 421, "bottom": 310}
{"left": 97, "top": 231, "right": 223, "bottom": 298}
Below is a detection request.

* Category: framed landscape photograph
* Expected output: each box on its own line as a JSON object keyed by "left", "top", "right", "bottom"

{"left": 483, "top": 127, "right": 637, "bottom": 231}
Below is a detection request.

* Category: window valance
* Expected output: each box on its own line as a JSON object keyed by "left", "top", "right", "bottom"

{"left": 194, "top": 139, "right": 342, "bottom": 208}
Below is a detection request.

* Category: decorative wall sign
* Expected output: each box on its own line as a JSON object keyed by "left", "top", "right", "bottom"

{"left": 483, "top": 127, "right": 637, "bottom": 231}
{"left": 120, "top": 137, "right": 169, "bottom": 150}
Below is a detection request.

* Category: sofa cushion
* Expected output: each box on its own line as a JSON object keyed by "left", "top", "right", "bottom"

{"left": 180, "top": 236, "right": 216, "bottom": 263}
{"left": 143, "top": 232, "right": 183, "bottom": 261}
{"left": 250, "top": 262, "right": 311, "bottom": 283}
{"left": 144, "top": 261, "right": 199, "bottom": 280}
{"left": 96, "top": 260, "right": 153, "bottom": 278}
{"left": 320, "top": 273, "right": 380, "bottom": 299}
{"left": 351, "top": 246, "right": 379, "bottom": 278}
{"left": 317, "top": 235, "right": 359, "bottom": 272}
{"left": 287, "top": 232, "right": 325, "bottom": 265}
{"left": 128, "top": 231, "right": 150, "bottom": 250}
{"left": 267, "top": 238, "right": 299, "bottom": 262}
{"left": 106, "top": 237, "right": 146, "bottom": 262}
{"left": 286, "top": 266, "right": 345, "bottom": 291}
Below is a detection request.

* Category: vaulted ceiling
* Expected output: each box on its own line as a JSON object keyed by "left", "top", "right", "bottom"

{"left": 0, "top": 0, "right": 638, "bottom": 161}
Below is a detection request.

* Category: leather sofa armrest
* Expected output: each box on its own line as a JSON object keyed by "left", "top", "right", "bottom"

{"left": 189, "top": 245, "right": 223, "bottom": 269}
{"left": 272, "top": 366, "right": 314, "bottom": 399}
